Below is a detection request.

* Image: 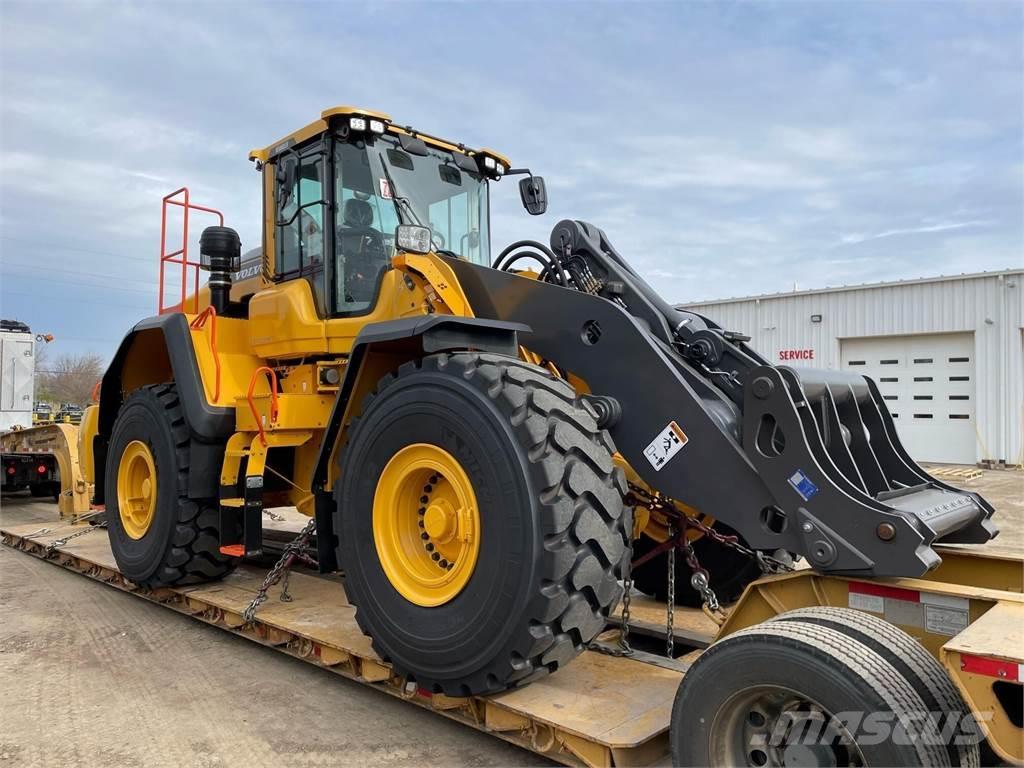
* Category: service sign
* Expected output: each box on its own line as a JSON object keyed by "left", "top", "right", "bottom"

{"left": 779, "top": 348, "right": 815, "bottom": 361}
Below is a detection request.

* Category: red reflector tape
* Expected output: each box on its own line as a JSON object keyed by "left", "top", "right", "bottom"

{"left": 960, "top": 654, "right": 1021, "bottom": 681}
{"left": 849, "top": 581, "right": 920, "bottom": 603}
{"left": 219, "top": 544, "right": 245, "bottom": 557}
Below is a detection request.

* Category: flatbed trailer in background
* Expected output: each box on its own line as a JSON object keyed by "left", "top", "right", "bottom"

{"left": 3, "top": 500, "right": 1022, "bottom": 766}
{"left": 0, "top": 422, "right": 92, "bottom": 518}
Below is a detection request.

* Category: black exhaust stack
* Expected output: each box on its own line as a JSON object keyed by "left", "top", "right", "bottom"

{"left": 199, "top": 226, "right": 241, "bottom": 315}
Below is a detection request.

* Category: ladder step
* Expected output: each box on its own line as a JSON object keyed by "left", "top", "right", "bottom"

{"left": 221, "top": 498, "right": 244, "bottom": 508}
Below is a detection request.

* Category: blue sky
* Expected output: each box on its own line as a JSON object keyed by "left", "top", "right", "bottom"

{"left": 1, "top": 1, "right": 1021, "bottom": 360}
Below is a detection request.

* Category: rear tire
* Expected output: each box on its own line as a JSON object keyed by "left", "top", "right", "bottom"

{"left": 337, "top": 352, "right": 630, "bottom": 696}
{"left": 105, "top": 384, "right": 236, "bottom": 586}
{"left": 631, "top": 522, "right": 762, "bottom": 607}
{"left": 769, "top": 606, "right": 981, "bottom": 767}
{"left": 671, "top": 620, "right": 950, "bottom": 767}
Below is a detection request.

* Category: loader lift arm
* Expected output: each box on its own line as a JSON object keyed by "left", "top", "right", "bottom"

{"left": 445, "top": 219, "right": 997, "bottom": 578}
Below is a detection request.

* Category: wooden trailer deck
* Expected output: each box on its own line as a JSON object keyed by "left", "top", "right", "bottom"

{"left": 1, "top": 507, "right": 719, "bottom": 768}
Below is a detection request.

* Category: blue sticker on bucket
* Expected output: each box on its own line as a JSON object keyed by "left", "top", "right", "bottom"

{"left": 788, "top": 469, "right": 819, "bottom": 502}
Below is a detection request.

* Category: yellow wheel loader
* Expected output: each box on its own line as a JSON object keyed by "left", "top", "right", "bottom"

{"left": 78, "top": 106, "right": 1011, "bottom": 765}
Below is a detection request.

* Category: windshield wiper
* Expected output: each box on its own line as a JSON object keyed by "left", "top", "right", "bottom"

{"left": 377, "top": 152, "right": 424, "bottom": 228}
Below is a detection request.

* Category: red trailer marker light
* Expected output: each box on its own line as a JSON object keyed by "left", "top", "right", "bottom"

{"left": 6, "top": 466, "right": 15, "bottom": 475}
{"left": 37, "top": 464, "right": 48, "bottom": 475}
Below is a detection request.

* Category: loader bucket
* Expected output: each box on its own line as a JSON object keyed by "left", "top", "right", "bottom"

{"left": 742, "top": 364, "right": 997, "bottom": 574}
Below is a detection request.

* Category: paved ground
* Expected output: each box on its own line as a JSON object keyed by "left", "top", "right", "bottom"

{"left": 0, "top": 497, "right": 547, "bottom": 768}
{"left": 1, "top": 467, "right": 1020, "bottom": 767}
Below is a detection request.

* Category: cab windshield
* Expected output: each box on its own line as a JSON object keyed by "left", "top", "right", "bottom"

{"left": 335, "top": 136, "right": 489, "bottom": 262}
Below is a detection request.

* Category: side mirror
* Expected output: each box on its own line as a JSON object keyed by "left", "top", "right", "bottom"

{"left": 519, "top": 176, "right": 547, "bottom": 216}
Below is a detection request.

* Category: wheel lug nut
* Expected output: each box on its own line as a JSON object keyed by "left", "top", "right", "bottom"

{"left": 418, "top": 520, "right": 424, "bottom": 528}
{"left": 420, "top": 532, "right": 429, "bottom": 540}
{"left": 439, "top": 559, "right": 448, "bottom": 568}
{"left": 425, "top": 543, "right": 434, "bottom": 552}
{"left": 423, "top": 484, "right": 433, "bottom": 493}
{"left": 420, "top": 495, "right": 428, "bottom": 504}
{"left": 431, "top": 552, "right": 440, "bottom": 561}
{"left": 418, "top": 507, "right": 425, "bottom": 515}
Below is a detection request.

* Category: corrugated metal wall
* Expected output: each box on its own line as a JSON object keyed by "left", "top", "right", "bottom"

{"left": 682, "top": 271, "right": 1024, "bottom": 465}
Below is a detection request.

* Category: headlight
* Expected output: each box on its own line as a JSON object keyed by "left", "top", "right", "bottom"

{"left": 483, "top": 156, "right": 497, "bottom": 170}
{"left": 349, "top": 116, "right": 367, "bottom": 132}
{"left": 395, "top": 225, "right": 432, "bottom": 254}
{"left": 369, "top": 119, "right": 386, "bottom": 134}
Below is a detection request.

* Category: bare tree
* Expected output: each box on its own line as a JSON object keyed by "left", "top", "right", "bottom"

{"left": 40, "top": 353, "right": 104, "bottom": 406}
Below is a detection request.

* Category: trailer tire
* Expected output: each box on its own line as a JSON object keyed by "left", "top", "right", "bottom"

{"left": 337, "top": 352, "right": 630, "bottom": 696}
{"left": 630, "top": 523, "right": 762, "bottom": 607}
{"left": 105, "top": 384, "right": 236, "bottom": 586}
{"left": 671, "top": 619, "right": 950, "bottom": 767}
{"left": 769, "top": 606, "right": 981, "bottom": 767}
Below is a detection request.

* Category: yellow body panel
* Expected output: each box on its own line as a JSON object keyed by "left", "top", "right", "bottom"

{"left": 247, "top": 280, "right": 327, "bottom": 358}
{"left": 77, "top": 404, "right": 99, "bottom": 485}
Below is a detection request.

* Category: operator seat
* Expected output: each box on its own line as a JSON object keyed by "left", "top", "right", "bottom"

{"left": 337, "top": 198, "right": 387, "bottom": 304}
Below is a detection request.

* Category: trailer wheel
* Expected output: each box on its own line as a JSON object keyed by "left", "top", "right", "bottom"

{"left": 105, "top": 384, "right": 237, "bottom": 586}
{"left": 769, "top": 607, "right": 980, "bottom": 767}
{"left": 630, "top": 523, "right": 762, "bottom": 607}
{"left": 337, "top": 352, "right": 629, "bottom": 696}
{"left": 671, "top": 620, "right": 951, "bottom": 767}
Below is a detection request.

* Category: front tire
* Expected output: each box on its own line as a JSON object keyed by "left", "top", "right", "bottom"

{"left": 105, "top": 384, "right": 236, "bottom": 586}
{"left": 337, "top": 353, "right": 630, "bottom": 696}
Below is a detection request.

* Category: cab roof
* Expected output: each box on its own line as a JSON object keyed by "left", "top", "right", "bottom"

{"left": 248, "top": 106, "right": 510, "bottom": 168}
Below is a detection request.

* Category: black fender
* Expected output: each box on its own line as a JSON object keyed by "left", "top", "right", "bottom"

{"left": 310, "top": 314, "right": 530, "bottom": 572}
{"left": 94, "top": 313, "right": 233, "bottom": 504}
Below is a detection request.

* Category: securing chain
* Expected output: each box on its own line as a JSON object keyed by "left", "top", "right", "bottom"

{"left": 243, "top": 517, "right": 317, "bottom": 623}
{"left": 588, "top": 533, "right": 634, "bottom": 658}
{"left": 45, "top": 521, "right": 107, "bottom": 553}
{"left": 24, "top": 508, "right": 107, "bottom": 542}
{"left": 626, "top": 483, "right": 795, "bottom": 627}
{"left": 666, "top": 519, "right": 676, "bottom": 658}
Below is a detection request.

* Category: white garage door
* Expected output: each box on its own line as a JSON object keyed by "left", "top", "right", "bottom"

{"left": 840, "top": 333, "right": 976, "bottom": 464}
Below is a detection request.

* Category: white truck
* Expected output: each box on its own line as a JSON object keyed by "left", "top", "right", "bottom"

{"left": 0, "top": 319, "right": 36, "bottom": 432}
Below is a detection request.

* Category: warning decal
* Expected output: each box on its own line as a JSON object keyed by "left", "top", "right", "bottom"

{"left": 379, "top": 178, "right": 393, "bottom": 199}
{"left": 643, "top": 421, "right": 688, "bottom": 471}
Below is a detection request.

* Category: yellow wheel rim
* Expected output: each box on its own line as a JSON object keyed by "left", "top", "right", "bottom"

{"left": 117, "top": 440, "right": 157, "bottom": 540}
{"left": 373, "top": 443, "right": 480, "bottom": 607}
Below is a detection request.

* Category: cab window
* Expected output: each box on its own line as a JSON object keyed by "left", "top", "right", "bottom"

{"left": 275, "top": 149, "right": 326, "bottom": 312}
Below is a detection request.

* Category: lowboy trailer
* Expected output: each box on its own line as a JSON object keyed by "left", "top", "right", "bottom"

{"left": 2, "top": 500, "right": 1021, "bottom": 766}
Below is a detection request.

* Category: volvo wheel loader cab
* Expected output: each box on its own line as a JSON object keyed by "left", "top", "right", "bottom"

{"left": 89, "top": 105, "right": 998, "bottom": 705}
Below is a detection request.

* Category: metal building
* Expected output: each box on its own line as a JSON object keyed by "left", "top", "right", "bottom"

{"left": 681, "top": 269, "right": 1023, "bottom": 466}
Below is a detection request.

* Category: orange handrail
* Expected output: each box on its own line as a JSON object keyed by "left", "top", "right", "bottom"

{"left": 247, "top": 366, "right": 279, "bottom": 447}
{"left": 159, "top": 187, "right": 224, "bottom": 315}
{"left": 90, "top": 379, "right": 101, "bottom": 404}
{"left": 189, "top": 306, "right": 221, "bottom": 403}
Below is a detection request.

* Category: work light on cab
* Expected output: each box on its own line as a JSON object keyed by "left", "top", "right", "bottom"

{"left": 347, "top": 115, "right": 386, "bottom": 135}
